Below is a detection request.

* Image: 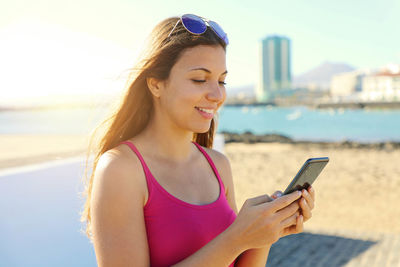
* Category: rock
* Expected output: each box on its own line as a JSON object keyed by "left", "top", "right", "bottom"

{"left": 219, "top": 131, "right": 400, "bottom": 150}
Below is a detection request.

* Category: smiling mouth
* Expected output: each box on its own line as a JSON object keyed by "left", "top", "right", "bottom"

{"left": 195, "top": 107, "right": 214, "bottom": 115}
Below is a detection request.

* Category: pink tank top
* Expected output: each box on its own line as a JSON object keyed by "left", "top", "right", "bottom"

{"left": 120, "top": 141, "right": 238, "bottom": 267}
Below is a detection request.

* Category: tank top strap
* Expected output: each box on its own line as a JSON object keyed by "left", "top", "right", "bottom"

{"left": 119, "top": 141, "right": 154, "bottom": 190}
{"left": 192, "top": 141, "right": 226, "bottom": 193}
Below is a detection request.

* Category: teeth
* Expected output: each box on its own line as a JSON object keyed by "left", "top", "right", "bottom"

{"left": 197, "top": 107, "right": 214, "bottom": 114}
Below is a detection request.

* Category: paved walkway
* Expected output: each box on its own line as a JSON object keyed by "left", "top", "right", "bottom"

{"left": 267, "top": 228, "right": 400, "bottom": 267}
{"left": 0, "top": 158, "right": 97, "bottom": 267}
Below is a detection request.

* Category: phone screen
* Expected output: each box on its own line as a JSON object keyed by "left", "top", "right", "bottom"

{"left": 283, "top": 158, "right": 329, "bottom": 195}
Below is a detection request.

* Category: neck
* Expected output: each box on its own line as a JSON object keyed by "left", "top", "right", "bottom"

{"left": 136, "top": 111, "right": 197, "bottom": 164}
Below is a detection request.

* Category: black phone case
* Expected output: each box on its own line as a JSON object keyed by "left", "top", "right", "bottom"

{"left": 283, "top": 157, "right": 329, "bottom": 195}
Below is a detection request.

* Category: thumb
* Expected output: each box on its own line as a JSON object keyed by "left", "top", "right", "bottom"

{"left": 271, "top": 191, "right": 283, "bottom": 199}
{"left": 246, "top": 194, "right": 273, "bottom": 206}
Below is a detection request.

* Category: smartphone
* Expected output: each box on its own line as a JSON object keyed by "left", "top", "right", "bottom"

{"left": 283, "top": 157, "right": 329, "bottom": 195}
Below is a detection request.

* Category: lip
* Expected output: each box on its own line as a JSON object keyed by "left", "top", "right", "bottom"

{"left": 195, "top": 106, "right": 215, "bottom": 119}
{"left": 195, "top": 106, "right": 217, "bottom": 109}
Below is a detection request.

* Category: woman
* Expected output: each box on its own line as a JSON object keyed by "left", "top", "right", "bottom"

{"left": 80, "top": 14, "right": 315, "bottom": 267}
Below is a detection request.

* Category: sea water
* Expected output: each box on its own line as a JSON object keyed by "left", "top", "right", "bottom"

{"left": 218, "top": 106, "right": 400, "bottom": 143}
{"left": 1, "top": 105, "right": 399, "bottom": 142}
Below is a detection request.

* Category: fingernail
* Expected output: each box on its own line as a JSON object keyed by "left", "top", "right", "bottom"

{"left": 297, "top": 191, "right": 302, "bottom": 196}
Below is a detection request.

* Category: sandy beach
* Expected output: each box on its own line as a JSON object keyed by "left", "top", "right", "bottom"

{"left": 1, "top": 134, "right": 399, "bottom": 236}
{"left": 0, "top": 134, "right": 88, "bottom": 169}
{"left": 225, "top": 142, "right": 400, "bottom": 236}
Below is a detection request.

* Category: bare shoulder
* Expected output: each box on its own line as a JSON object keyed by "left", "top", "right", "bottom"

{"left": 201, "top": 147, "right": 231, "bottom": 174}
{"left": 90, "top": 143, "right": 150, "bottom": 266}
{"left": 93, "top": 143, "right": 147, "bottom": 206}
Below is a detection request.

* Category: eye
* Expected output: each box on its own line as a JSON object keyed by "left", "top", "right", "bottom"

{"left": 191, "top": 79, "right": 206, "bottom": 83}
{"left": 191, "top": 79, "right": 226, "bottom": 85}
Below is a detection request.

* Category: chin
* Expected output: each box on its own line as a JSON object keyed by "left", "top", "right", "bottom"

{"left": 195, "top": 128, "right": 210, "bottom": 134}
{"left": 191, "top": 122, "right": 212, "bottom": 134}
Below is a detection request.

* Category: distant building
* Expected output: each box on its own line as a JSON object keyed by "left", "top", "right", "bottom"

{"left": 256, "top": 35, "right": 292, "bottom": 102}
{"left": 330, "top": 70, "right": 368, "bottom": 99}
{"left": 330, "top": 64, "right": 400, "bottom": 102}
{"left": 361, "top": 70, "right": 400, "bottom": 101}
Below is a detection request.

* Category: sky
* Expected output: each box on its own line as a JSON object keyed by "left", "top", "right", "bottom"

{"left": 1, "top": 0, "right": 399, "bottom": 105}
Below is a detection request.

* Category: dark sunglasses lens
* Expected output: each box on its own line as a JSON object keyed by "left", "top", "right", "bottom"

{"left": 181, "top": 14, "right": 207, "bottom": 34}
{"left": 208, "top": 20, "right": 229, "bottom": 45}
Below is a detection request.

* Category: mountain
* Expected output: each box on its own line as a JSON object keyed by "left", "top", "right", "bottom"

{"left": 225, "top": 61, "right": 356, "bottom": 96}
{"left": 293, "top": 61, "right": 356, "bottom": 90}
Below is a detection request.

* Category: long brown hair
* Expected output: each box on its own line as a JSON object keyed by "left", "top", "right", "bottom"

{"left": 80, "top": 16, "right": 227, "bottom": 241}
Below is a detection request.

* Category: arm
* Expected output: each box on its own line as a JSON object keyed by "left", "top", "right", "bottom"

{"left": 90, "top": 150, "right": 151, "bottom": 267}
{"left": 235, "top": 246, "right": 271, "bottom": 267}
{"left": 171, "top": 226, "right": 245, "bottom": 267}
{"left": 208, "top": 149, "right": 272, "bottom": 267}
{"left": 200, "top": 148, "right": 315, "bottom": 267}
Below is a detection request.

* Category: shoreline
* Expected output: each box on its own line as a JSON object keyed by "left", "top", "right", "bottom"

{"left": 223, "top": 99, "right": 400, "bottom": 110}
{"left": 0, "top": 134, "right": 89, "bottom": 170}
{"left": 1, "top": 133, "right": 399, "bottom": 171}
{"left": 0, "top": 149, "right": 87, "bottom": 171}
{"left": 0, "top": 154, "right": 86, "bottom": 177}
{"left": 220, "top": 131, "right": 400, "bottom": 150}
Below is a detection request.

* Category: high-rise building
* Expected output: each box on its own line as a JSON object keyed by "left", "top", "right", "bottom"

{"left": 256, "top": 35, "right": 292, "bottom": 102}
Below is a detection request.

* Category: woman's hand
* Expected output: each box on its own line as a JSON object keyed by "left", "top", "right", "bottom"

{"left": 229, "top": 190, "right": 302, "bottom": 251}
{"left": 299, "top": 186, "right": 315, "bottom": 222}
{"left": 271, "top": 186, "right": 316, "bottom": 237}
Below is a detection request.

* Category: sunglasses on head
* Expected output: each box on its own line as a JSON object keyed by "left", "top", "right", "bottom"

{"left": 168, "top": 14, "right": 229, "bottom": 45}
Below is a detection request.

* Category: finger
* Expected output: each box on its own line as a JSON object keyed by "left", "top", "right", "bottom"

{"left": 295, "top": 215, "right": 304, "bottom": 233}
{"left": 299, "top": 197, "right": 312, "bottom": 221}
{"left": 302, "top": 189, "right": 314, "bottom": 210}
{"left": 282, "top": 215, "right": 303, "bottom": 236}
{"left": 267, "top": 190, "right": 302, "bottom": 213}
{"left": 271, "top": 190, "right": 283, "bottom": 199}
{"left": 274, "top": 200, "right": 300, "bottom": 221}
{"left": 281, "top": 223, "right": 298, "bottom": 237}
{"left": 247, "top": 194, "right": 273, "bottom": 206}
{"left": 280, "top": 210, "right": 300, "bottom": 228}
{"left": 308, "top": 186, "right": 315, "bottom": 201}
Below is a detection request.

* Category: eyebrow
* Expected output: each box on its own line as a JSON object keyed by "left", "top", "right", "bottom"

{"left": 189, "top": 67, "right": 228, "bottom": 75}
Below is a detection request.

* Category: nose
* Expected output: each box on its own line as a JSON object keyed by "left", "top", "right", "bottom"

{"left": 206, "top": 82, "right": 226, "bottom": 103}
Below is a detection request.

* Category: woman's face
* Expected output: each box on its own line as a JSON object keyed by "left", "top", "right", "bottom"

{"left": 158, "top": 44, "right": 227, "bottom": 133}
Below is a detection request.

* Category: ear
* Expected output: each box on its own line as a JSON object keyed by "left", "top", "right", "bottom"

{"left": 146, "top": 77, "right": 163, "bottom": 98}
